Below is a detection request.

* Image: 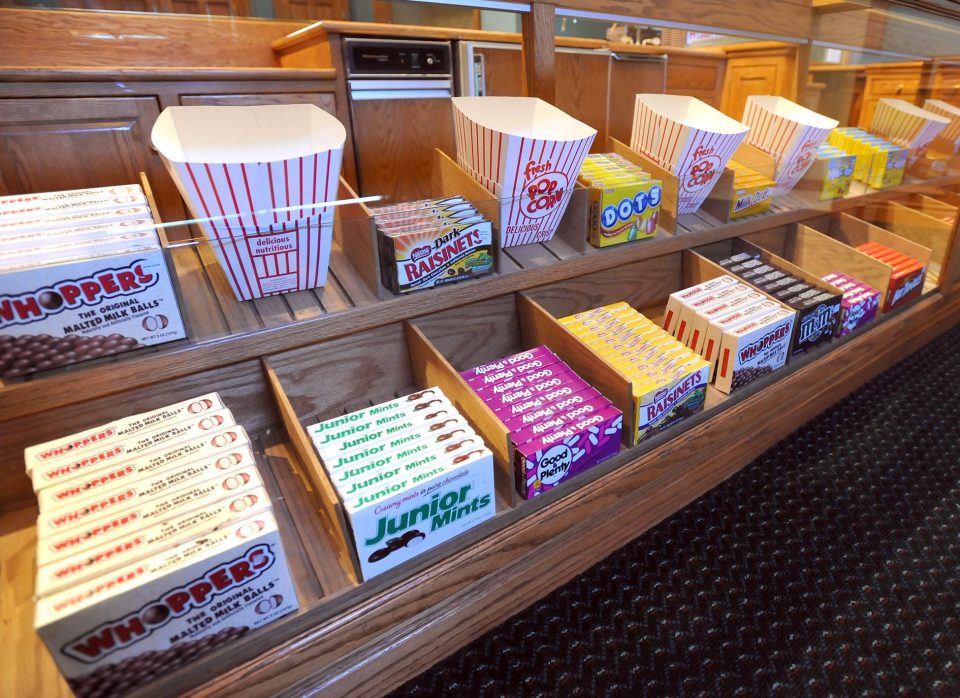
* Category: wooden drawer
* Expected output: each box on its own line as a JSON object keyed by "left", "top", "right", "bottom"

{"left": 865, "top": 74, "right": 920, "bottom": 97}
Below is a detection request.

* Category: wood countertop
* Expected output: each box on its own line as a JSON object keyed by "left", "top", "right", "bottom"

{"left": 810, "top": 61, "right": 925, "bottom": 73}
{"left": 273, "top": 20, "right": 737, "bottom": 56}
{"left": 0, "top": 66, "right": 337, "bottom": 82}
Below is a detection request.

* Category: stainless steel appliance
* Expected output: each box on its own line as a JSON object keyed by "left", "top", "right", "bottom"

{"left": 344, "top": 38, "right": 456, "bottom": 202}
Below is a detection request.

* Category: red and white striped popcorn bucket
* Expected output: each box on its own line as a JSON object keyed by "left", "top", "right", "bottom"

{"left": 870, "top": 98, "right": 950, "bottom": 165}
{"left": 152, "top": 104, "right": 345, "bottom": 301}
{"left": 922, "top": 99, "right": 960, "bottom": 153}
{"left": 452, "top": 97, "right": 596, "bottom": 248}
{"left": 742, "top": 96, "right": 838, "bottom": 195}
{"left": 631, "top": 95, "right": 749, "bottom": 215}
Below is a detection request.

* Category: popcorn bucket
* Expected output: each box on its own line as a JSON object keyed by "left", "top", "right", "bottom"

{"left": 630, "top": 95, "right": 749, "bottom": 214}
{"left": 870, "top": 98, "right": 950, "bottom": 165}
{"left": 452, "top": 97, "right": 596, "bottom": 248}
{"left": 922, "top": 99, "right": 960, "bottom": 152}
{"left": 152, "top": 104, "right": 345, "bottom": 301}
{"left": 742, "top": 96, "right": 838, "bottom": 195}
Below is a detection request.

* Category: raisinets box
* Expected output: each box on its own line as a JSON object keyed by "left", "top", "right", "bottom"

{"left": 35, "top": 510, "right": 298, "bottom": 698}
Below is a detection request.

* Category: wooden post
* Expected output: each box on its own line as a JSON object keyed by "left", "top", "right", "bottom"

{"left": 795, "top": 39, "right": 812, "bottom": 104}
{"left": 521, "top": 2, "right": 556, "bottom": 103}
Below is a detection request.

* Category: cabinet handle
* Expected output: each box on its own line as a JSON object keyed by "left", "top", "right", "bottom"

{"left": 896, "top": 83, "right": 904, "bottom": 94}
{"left": 611, "top": 52, "right": 667, "bottom": 62}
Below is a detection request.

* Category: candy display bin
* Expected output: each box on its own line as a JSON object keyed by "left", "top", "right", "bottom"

{"left": 858, "top": 198, "right": 956, "bottom": 286}
{"left": 7, "top": 0, "right": 960, "bottom": 691}
{"left": 802, "top": 210, "right": 936, "bottom": 301}
{"left": 406, "top": 293, "right": 630, "bottom": 496}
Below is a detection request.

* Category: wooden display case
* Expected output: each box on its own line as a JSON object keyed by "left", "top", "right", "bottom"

{"left": 5, "top": 44, "right": 960, "bottom": 698}
{"left": 4, "top": 165, "right": 960, "bottom": 697}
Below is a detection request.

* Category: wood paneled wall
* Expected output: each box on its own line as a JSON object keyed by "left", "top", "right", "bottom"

{"left": 0, "top": 7, "right": 311, "bottom": 67}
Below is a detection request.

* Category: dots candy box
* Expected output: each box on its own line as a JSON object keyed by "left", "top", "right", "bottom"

{"left": 31, "top": 408, "right": 237, "bottom": 492}
{"left": 578, "top": 153, "right": 662, "bottom": 247}
{"left": 36, "top": 478, "right": 271, "bottom": 597}
{"left": 35, "top": 509, "right": 298, "bottom": 698}
{"left": 24, "top": 392, "right": 224, "bottom": 474}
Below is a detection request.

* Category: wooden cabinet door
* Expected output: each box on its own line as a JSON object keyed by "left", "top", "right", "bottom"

{"left": 607, "top": 53, "right": 666, "bottom": 145}
{"left": 858, "top": 67, "right": 922, "bottom": 128}
{"left": 180, "top": 92, "right": 336, "bottom": 114}
{"left": 0, "top": 96, "right": 185, "bottom": 225}
{"left": 556, "top": 49, "right": 610, "bottom": 150}
{"left": 721, "top": 54, "right": 793, "bottom": 119}
{"left": 473, "top": 46, "right": 524, "bottom": 96}
{"left": 932, "top": 67, "right": 960, "bottom": 105}
{"left": 164, "top": 0, "right": 251, "bottom": 15}
{"left": 351, "top": 97, "right": 456, "bottom": 202}
{"left": 273, "top": 0, "right": 346, "bottom": 21}
{"left": 667, "top": 54, "right": 725, "bottom": 109}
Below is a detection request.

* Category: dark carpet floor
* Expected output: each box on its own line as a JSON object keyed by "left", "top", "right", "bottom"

{"left": 391, "top": 322, "right": 960, "bottom": 697}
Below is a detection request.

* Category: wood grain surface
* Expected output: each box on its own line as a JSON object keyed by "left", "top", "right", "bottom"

{"left": 521, "top": 3, "right": 556, "bottom": 103}
{"left": 557, "top": 0, "right": 813, "bottom": 40}
{"left": 0, "top": 8, "right": 308, "bottom": 68}
{"left": 404, "top": 322, "right": 516, "bottom": 505}
{"left": 516, "top": 293, "right": 636, "bottom": 445}
{"left": 351, "top": 96, "right": 456, "bottom": 201}
{"left": 862, "top": 200, "right": 953, "bottom": 268}
{"left": 666, "top": 53, "right": 726, "bottom": 108}
{"left": 753, "top": 224, "right": 895, "bottom": 308}
{"left": 1, "top": 174, "right": 956, "bottom": 439}
{"left": 0, "top": 95, "right": 187, "bottom": 225}
{"left": 607, "top": 53, "right": 666, "bottom": 144}
{"left": 555, "top": 49, "right": 608, "bottom": 149}
{"left": 720, "top": 46, "right": 797, "bottom": 119}
{"left": 125, "top": 286, "right": 960, "bottom": 698}
{"left": 265, "top": 359, "right": 361, "bottom": 582}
